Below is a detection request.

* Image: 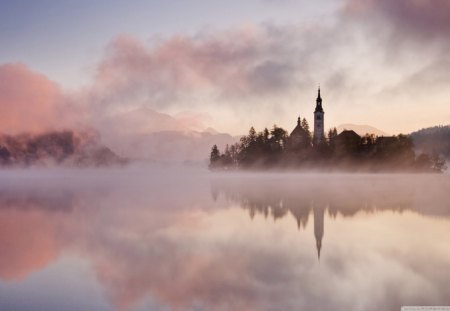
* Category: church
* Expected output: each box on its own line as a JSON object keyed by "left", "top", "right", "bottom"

{"left": 289, "top": 88, "right": 325, "bottom": 148}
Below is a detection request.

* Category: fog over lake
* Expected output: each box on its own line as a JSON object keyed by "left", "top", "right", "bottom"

{"left": 0, "top": 167, "right": 449, "bottom": 311}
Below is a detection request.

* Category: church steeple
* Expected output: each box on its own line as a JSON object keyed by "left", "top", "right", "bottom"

{"left": 315, "top": 87, "right": 323, "bottom": 113}
{"left": 313, "top": 87, "right": 325, "bottom": 144}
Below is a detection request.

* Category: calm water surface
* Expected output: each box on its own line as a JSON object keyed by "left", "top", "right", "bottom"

{"left": 0, "top": 167, "right": 449, "bottom": 311}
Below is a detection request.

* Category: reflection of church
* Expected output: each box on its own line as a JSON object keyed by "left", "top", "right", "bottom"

{"left": 289, "top": 201, "right": 325, "bottom": 261}
{"left": 314, "top": 205, "right": 324, "bottom": 260}
{"left": 211, "top": 176, "right": 423, "bottom": 262}
{"left": 212, "top": 181, "right": 331, "bottom": 261}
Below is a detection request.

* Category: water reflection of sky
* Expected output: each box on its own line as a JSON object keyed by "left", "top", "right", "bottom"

{"left": 0, "top": 169, "right": 449, "bottom": 311}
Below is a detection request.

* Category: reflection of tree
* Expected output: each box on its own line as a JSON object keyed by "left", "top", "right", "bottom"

{"left": 0, "top": 188, "right": 76, "bottom": 212}
{"left": 211, "top": 175, "right": 450, "bottom": 259}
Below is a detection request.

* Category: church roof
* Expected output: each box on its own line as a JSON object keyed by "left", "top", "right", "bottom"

{"left": 336, "top": 130, "right": 361, "bottom": 140}
{"left": 290, "top": 124, "right": 306, "bottom": 137}
{"left": 290, "top": 117, "right": 307, "bottom": 137}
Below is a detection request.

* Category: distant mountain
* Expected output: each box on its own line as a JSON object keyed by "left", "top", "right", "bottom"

{"left": 99, "top": 107, "right": 194, "bottom": 135}
{"left": 96, "top": 107, "right": 238, "bottom": 163}
{"left": 203, "top": 127, "right": 220, "bottom": 135}
{"left": 410, "top": 125, "right": 450, "bottom": 158}
{"left": 0, "top": 130, "right": 126, "bottom": 167}
{"left": 104, "top": 130, "right": 239, "bottom": 163}
{"left": 336, "top": 124, "right": 389, "bottom": 137}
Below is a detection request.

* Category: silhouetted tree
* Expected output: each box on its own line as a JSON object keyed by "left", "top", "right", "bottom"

{"left": 327, "top": 127, "right": 338, "bottom": 151}
{"left": 361, "top": 134, "right": 376, "bottom": 146}
{"left": 221, "top": 144, "right": 233, "bottom": 167}
{"left": 209, "top": 124, "right": 447, "bottom": 172}
{"left": 209, "top": 145, "right": 221, "bottom": 169}
{"left": 431, "top": 150, "right": 447, "bottom": 172}
{"left": 415, "top": 153, "right": 432, "bottom": 171}
{"left": 263, "top": 128, "right": 270, "bottom": 143}
{"left": 269, "top": 125, "right": 288, "bottom": 155}
{"left": 301, "top": 118, "right": 310, "bottom": 134}
{"left": 301, "top": 118, "right": 312, "bottom": 146}
{"left": 327, "top": 127, "right": 338, "bottom": 141}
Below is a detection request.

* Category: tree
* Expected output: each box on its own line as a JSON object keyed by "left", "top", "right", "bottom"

{"left": 361, "top": 134, "right": 376, "bottom": 146}
{"left": 328, "top": 127, "right": 338, "bottom": 142}
{"left": 263, "top": 128, "right": 270, "bottom": 144}
{"left": 270, "top": 125, "right": 288, "bottom": 152}
{"left": 248, "top": 126, "right": 257, "bottom": 142}
{"left": 301, "top": 118, "right": 309, "bottom": 133}
{"left": 208, "top": 123, "right": 444, "bottom": 172}
{"left": 229, "top": 143, "right": 239, "bottom": 166}
{"left": 222, "top": 144, "right": 233, "bottom": 167}
{"left": 415, "top": 153, "right": 432, "bottom": 171}
{"left": 209, "top": 145, "right": 221, "bottom": 169}
{"left": 301, "top": 118, "right": 312, "bottom": 143}
{"left": 431, "top": 150, "right": 448, "bottom": 172}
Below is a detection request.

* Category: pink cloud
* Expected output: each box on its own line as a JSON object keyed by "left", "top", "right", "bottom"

{"left": 0, "top": 64, "right": 79, "bottom": 134}
{"left": 89, "top": 28, "right": 297, "bottom": 111}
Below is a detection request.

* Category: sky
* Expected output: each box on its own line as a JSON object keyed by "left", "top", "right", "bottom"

{"left": 1, "top": 0, "right": 449, "bottom": 136}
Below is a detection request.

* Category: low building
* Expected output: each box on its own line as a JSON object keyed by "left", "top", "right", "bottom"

{"left": 334, "top": 130, "right": 361, "bottom": 155}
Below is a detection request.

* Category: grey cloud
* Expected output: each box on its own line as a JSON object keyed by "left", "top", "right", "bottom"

{"left": 343, "top": 0, "right": 450, "bottom": 48}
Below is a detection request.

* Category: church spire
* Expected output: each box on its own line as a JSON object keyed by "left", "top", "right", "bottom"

{"left": 314, "top": 87, "right": 323, "bottom": 113}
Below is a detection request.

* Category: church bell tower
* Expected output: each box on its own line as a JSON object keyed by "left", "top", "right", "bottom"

{"left": 313, "top": 88, "right": 325, "bottom": 145}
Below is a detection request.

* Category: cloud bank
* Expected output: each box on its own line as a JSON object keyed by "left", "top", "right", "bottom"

{"left": 0, "top": 64, "right": 76, "bottom": 134}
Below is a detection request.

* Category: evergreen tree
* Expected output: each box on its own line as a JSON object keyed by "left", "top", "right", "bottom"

{"left": 431, "top": 150, "right": 447, "bottom": 172}
{"left": 332, "top": 127, "right": 338, "bottom": 137}
{"left": 301, "top": 118, "right": 309, "bottom": 132}
{"left": 222, "top": 144, "right": 233, "bottom": 167}
{"left": 248, "top": 126, "right": 257, "bottom": 142}
{"left": 209, "top": 145, "right": 221, "bottom": 168}
{"left": 301, "top": 118, "right": 312, "bottom": 139}
{"left": 263, "top": 128, "right": 270, "bottom": 144}
{"left": 270, "top": 125, "right": 288, "bottom": 152}
{"left": 327, "top": 127, "right": 338, "bottom": 141}
{"left": 301, "top": 118, "right": 312, "bottom": 147}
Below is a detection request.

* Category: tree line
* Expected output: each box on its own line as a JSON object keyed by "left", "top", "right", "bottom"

{"left": 209, "top": 122, "right": 447, "bottom": 172}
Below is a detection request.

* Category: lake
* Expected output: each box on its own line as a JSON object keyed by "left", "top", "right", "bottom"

{"left": 0, "top": 167, "right": 449, "bottom": 311}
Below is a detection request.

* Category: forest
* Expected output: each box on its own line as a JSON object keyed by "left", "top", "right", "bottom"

{"left": 0, "top": 130, "right": 126, "bottom": 167}
{"left": 209, "top": 121, "right": 447, "bottom": 172}
{"left": 410, "top": 125, "right": 450, "bottom": 159}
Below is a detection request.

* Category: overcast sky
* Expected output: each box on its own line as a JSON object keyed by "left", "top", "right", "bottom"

{"left": 1, "top": 0, "right": 449, "bottom": 135}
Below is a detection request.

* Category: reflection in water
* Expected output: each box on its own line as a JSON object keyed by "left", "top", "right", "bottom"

{"left": 0, "top": 169, "right": 450, "bottom": 311}
{"left": 211, "top": 174, "right": 450, "bottom": 262}
{"left": 314, "top": 205, "right": 324, "bottom": 260}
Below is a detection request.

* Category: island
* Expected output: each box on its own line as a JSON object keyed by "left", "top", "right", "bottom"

{"left": 209, "top": 89, "right": 447, "bottom": 172}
